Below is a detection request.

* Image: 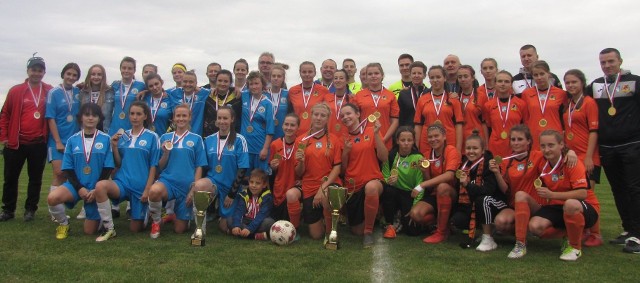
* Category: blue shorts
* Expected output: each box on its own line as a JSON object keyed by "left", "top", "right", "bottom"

{"left": 113, "top": 179, "right": 148, "bottom": 221}
{"left": 157, "top": 177, "right": 192, "bottom": 221}
{"left": 61, "top": 182, "right": 100, "bottom": 221}
{"left": 248, "top": 153, "right": 271, "bottom": 175}
{"left": 210, "top": 181, "right": 237, "bottom": 218}
{"left": 47, "top": 146, "right": 64, "bottom": 162}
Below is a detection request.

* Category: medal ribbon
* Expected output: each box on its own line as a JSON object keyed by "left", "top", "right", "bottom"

{"left": 302, "top": 84, "right": 313, "bottom": 110}
{"left": 301, "top": 128, "right": 325, "bottom": 142}
{"left": 217, "top": 135, "right": 228, "bottom": 163}
{"left": 567, "top": 94, "right": 583, "bottom": 128}
{"left": 497, "top": 95, "right": 511, "bottom": 129}
{"left": 150, "top": 96, "right": 161, "bottom": 123}
{"left": 603, "top": 72, "right": 621, "bottom": 108}
{"left": 431, "top": 92, "right": 446, "bottom": 119}
{"left": 61, "top": 84, "right": 74, "bottom": 113}
{"left": 461, "top": 90, "right": 474, "bottom": 111}
{"left": 183, "top": 91, "right": 195, "bottom": 110}
{"left": 282, "top": 138, "right": 294, "bottom": 160}
{"left": 536, "top": 86, "right": 550, "bottom": 116}
{"left": 334, "top": 94, "right": 345, "bottom": 120}
{"left": 119, "top": 81, "right": 132, "bottom": 112}
{"left": 249, "top": 95, "right": 264, "bottom": 123}
{"left": 82, "top": 130, "right": 97, "bottom": 165}
{"left": 171, "top": 131, "right": 189, "bottom": 145}
{"left": 461, "top": 157, "right": 484, "bottom": 172}
{"left": 214, "top": 89, "right": 231, "bottom": 112}
{"left": 539, "top": 154, "right": 563, "bottom": 178}
{"left": 270, "top": 88, "right": 282, "bottom": 119}
{"left": 28, "top": 82, "right": 43, "bottom": 110}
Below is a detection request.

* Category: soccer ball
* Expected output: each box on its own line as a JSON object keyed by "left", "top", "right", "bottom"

{"left": 270, "top": 220, "right": 296, "bottom": 246}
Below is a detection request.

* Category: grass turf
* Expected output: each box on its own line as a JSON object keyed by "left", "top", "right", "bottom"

{"left": 0, "top": 157, "right": 638, "bottom": 282}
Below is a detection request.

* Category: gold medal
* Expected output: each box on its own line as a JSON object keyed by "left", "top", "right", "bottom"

{"left": 215, "top": 165, "right": 222, "bottom": 173}
{"left": 567, "top": 132, "right": 574, "bottom": 140}
{"left": 83, "top": 166, "right": 91, "bottom": 175}
{"left": 420, "top": 159, "right": 430, "bottom": 169}
{"left": 348, "top": 178, "right": 355, "bottom": 185}
{"left": 534, "top": 178, "right": 543, "bottom": 188}
{"left": 335, "top": 124, "right": 341, "bottom": 131}
{"left": 539, "top": 118, "right": 548, "bottom": 127}
{"left": 273, "top": 153, "right": 282, "bottom": 160}
{"left": 66, "top": 115, "right": 74, "bottom": 122}
{"left": 367, "top": 114, "right": 377, "bottom": 123}
{"left": 119, "top": 112, "right": 126, "bottom": 119}
{"left": 390, "top": 168, "right": 399, "bottom": 176}
{"left": 500, "top": 131, "right": 508, "bottom": 140}
{"left": 434, "top": 119, "right": 442, "bottom": 125}
{"left": 164, "top": 141, "right": 173, "bottom": 151}
{"left": 608, "top": 106, "right": 616, "bottom": 116}
{"left": 298, "top": 143, "right": 307, "bottom": 150}
{"left": 494, "top": 155, "right": 503, "bottom": 164}
{"left": 33, "top": 111, "right": 41, "bottom": 119}
{"left": 373, "top": 111, "right": 381, "bottom": 119}
{"left": 455, "top": 169, "right": 463, "bottom": 179}
{"left": 274, "top": 120, "right": 279, "bottom": 126}
{"left": 246, "top": 126, "right": 254, "bottom": 133}
{"left": 322, "top": 176, "right": 329, "bottom": 182}
{"left": 302, "top": 111, "right": 309, "bottom": 119}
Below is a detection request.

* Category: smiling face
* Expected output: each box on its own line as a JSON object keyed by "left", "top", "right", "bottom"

{"left": 321, "top": 60, "right": 337, "bottom": 82}
{"left": 27, "top": 66, "right": 45, "bottom": 85}
{"left": 173, "top": 106, "right": 191, "bottom": 130}
{"left": 120, "top": 61, "right": 135, "bottom": 81}
{"left": 248, "top": 176, "right": 266, "bottom": 195}
{"left": 62, "top": 68, "right": 79, "bottom": 87}
{"left": 216, "top": 73, "right": 231, "bottom": 93}
{"left": 539, "top": 134, "right": 562, "bottom": 162}
{"left": 147, "top": 77, "right": 163, "bottom": 96}
{"left": 464, "top": 138, "right": 483, "bottom": 162}
{"left": 333, "top": 70, "right": 347, "bottom": 90}
{"left": 340, "top": 105, "right": 360, "bottom": 129}
{"left": 282, "top": 116, "right": 299, "bottom": 138}
{"left": 299, "top": 63, "right": 316, "bottom": 85}
{"left": 89, "top": 66, "right": 104, "bottom": 86}
{"left": 172, "top": 67, "right": 185, "bottom": 84}
{"left": 410, "top": 66, "right": 425, "bottom": 86}
{"left": 427, "top": 128, "right": 446, "bottom": 150}
{"left": 509, "top": 130, "right": 530, "bottom": 153}
{"left": 215, "top": 108, "right": 233, "bottom": 132}
{"left": 564, "top": 74, "right": 584, "bottom": 96}
{"left": 234, "top": 62, "right": 248, "bottom": 81}
{"left": 206, "top": 64, "right": 221, "bottom": 83}
{"left": 181, "top": 74, "right": 197, "bottom": 94}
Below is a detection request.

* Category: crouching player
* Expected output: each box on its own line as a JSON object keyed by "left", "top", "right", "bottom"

{"left": 229, "top": 169, "right": 275, "bottom": 240}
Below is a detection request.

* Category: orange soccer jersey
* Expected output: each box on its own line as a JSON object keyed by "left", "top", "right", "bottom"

{"left": 295, "top": 132, "right": 342, "bottom": 199}
{"left": 501, "top": 150, "right": 545, "bottom": 206}
{"left": 476, "top": 84, "right": 496, "bottom": 105}
{"left": 539, "top": 160, "right": 598, "bottom": 210}
{"left": 343, "top": 127, "right": 384, "bottom": 193}
{"left": 426, "top": 145, "right": 461, "bottom": 189}
{"left": 483, "top": 95, "right": 528, "bottom": 158}
{"left": 324, "top": 93, "right": 350, "bottom": 139}
{"left": 521, "top": 86, "right": 568, "bottom": 149}
{"left": 353, "top": 88, "right": 399, "bottom": 149}
{"left": 288, "top": 84, "right": 329, "bottom": 136}
{"left": 269, "top": 138, "right": 298, "bottom": 206}
{"left": 563, "top": 95, "right": 600, "bottom": 166}
{"left": 460, "top": 90, "right": 488, "bottom": 142}
{"left": 414, "top": 92, "right": 464, "bottom": 156}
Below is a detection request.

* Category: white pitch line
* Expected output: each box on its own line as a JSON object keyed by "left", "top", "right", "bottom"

{"left": 371, "top": 231, "right": 393, "bottom": 283}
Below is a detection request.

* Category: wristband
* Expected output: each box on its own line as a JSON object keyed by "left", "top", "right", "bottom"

{"left": 413, "top": 185, "right": 424, "bottom": 193}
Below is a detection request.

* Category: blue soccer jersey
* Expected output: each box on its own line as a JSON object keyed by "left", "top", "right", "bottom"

{"left": 109, "top": 80, "right": 146, "bottom": 136}
{"left": 269, "top": 88, "right": 289, "bottom": 139}
{"left": 204, "top": 133, "right": 250, "bottom": 189}
{"left": 170, "top": 88, "right": 208, "bottom": 136}
{"left": 113, "top": 128, "right": 161, "bottom": 195}
{"left": 240, "top": 91, "right": 275, "bottom": 154}
{"left": 62, "top": 130, "right": 115, "bottom": 190}
{"left": 45, "top": 85, "right": 80, "bottom": 160}
{"left": 143, "top": 94, "right": 173, "bottom": 135}
{"left": 158, "top": 131, "right": 207, "bottom": 195}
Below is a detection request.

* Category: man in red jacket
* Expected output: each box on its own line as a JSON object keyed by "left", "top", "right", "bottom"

{"left": 0, "top": 55, "right": 53, "bottom": 221}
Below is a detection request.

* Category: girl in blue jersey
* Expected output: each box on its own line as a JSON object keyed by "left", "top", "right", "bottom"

{"left": 270, "top": 65, "right": 289, "bottom": 139}
{"left": 109, "top": 56, "right": 146, "bottom": 136}
{"left": 170, "top": 71, "right": 208, "bottom": 136}
{"left": 148, "top": 104, "right": 207, "bottom": 238}
{"left": 141, "top": 74, "right": 173, "bottom": 135}
{"left": 167, "top": 63, "right": 187, "bottom": 96}
{"left": 193, "top": 106, "right": 250, "bottom": 232}
{"left": 45, "top": 63, "right": 81, "bottom": 201}
{"left": 47, "top": 103, "right": 115, "bottom": 239}
{"left": 241, "top": 71, "right": 275, "bottom": 174}
{"left": 233, "top": 59, "right": 249, "bottom": 97}
{"left": 92, "top": 101, "right": 161, "bottom": 241}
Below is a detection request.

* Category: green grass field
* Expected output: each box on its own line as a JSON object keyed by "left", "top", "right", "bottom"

{"left": 0, "top": 157, "right": 638, "bottom": 282}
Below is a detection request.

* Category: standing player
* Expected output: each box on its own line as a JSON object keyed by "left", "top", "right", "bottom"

{"left": 241, "top": 71, "right": 274, "bottom": 173}
{"left": 342, "top": 58, "right": 362, "bottom": 94}
{"left": 269, "top": 114, "right": 300, "bottom": 221}
{"left": 398, "top": 61, "right": 429, "bottom": 127}
{"left": 288, "top": 61, "right": 329, "bottom": 136}
{"left": 47, "top": 103, "right": 114, "bottom": 238}
{"left": 109, "top": 57, "right": 146, "bottom": 137}
{"left": 45, "top": 63, "right": 81, "bottom": 212}
{"left": 457, "top": 65, "right": 488, "bottom": 143}
{"left": 141, "top": 64, "right": 157, "bottom": 81}
{"left": 167, "top": 63, "right": 187, "bottom": 94}
{"left": 92, "top": 101, "right": 160, "bottom": 241}
{"left": 512, "top": 45, "right": 562, "bottom": 97}
{"left": 203, "top": 70, "right": 241, "bottom": 137}
{"left": 326, "top": 69, "right": 351, "bottom": 137}
{"left": 233, "top": 59, "right": 249, "bottom": 95}
{"left": 270, "top": 65, "right": 289, "bottom": 139}
{"left": 141, "top": 74, "right": 173, "bottom": 136}
{"left": 170, "top": 71, "right": 208, "bottom": 136}
{"left": 388, "top": 54, "right": 415, "bottom": 99}
{"left": 586, "top": 48, "right": 640, "bottom": 252}
{"left": 0, "top": 55, "right": 53, "bottom": 221}
{"left": 338, "top": 103, "right": 387, "bottom": 247}
{"left": 79, "top": 64, "right": 114, "bottom": 133}
{"left": 148, "top": 104, "right": 207, "bottom": 237}
{"left": 477, "top": 58, "right": 498, "bottom": 102}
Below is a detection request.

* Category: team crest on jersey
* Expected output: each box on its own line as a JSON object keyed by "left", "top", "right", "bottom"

{"left": 132, "top": 88, "right": 139, "bottom": 95}
{"left": 354, "top": 137, "right": 361, "bottom": 143}
{"left": 315, "top": 142, "right": 323, "bottom": 149}
{"left": 186, "top": 141, "right": 195, "bottom": 147}
{"left": 161, "top": 102, "right": 168, "bottom": 108}
{"left": 139, "top": 140, "right": 147, "bottom": 147}
{"left": 327, "top": 142, "right": 333, "bottom": 149}
{"left": 280, "top": 97, "right": 287, "bottom": 104}
{"left": 517, "top": 164, "right": 525, "bottom": 171}
{"left": 550, "top": 95, "right": 556, "bottom": 101}
{"left": 364, "top": 135, "right": 370, "bottom": 141}
{"left": 382, "top": 95, "right": 387, "bottom": 100}
{"left": 258, "top": 106, "right": 265, "bottom": 113}
{"left": 227, "top": 144, "right": 234, "bottom": 151}
{"left": 622, "top": 84, "right": 631, "bottom": 93}
{"left": 463, "top": 98, "right": 469, "bottom": 104}
{"left": 511, "top": 105, "right": 518, "bottom": 111}
{"left": 313, "top": 91, "right": 319, "bottom": 96}
{"left": 95, "top": 143, "right": 104, "bottom": 150}
{"left": 401, "top": 161, "right": 409, "bottom": 168}
{"left": 500, "top": 106, "right": 507, "bottom": 112}
{"left": 527, "top": 161, "right": 534, "bottom": 168}
{"left": 552, "top": 174, "right": 559, "bottom": 182}
{"left": 435, "top": 160, "right": 441, "bottom": 167}
{"left": 434, "top": 99, "right": 441, "bottom": 106}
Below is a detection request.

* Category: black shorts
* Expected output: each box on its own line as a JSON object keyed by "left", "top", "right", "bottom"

{"left": 420, "top": 192, "right": 437, "bottom": 208}
{"left": 532, "top": 202, "right": 598, "bottom": 229}
{"left": 476, "top": 196, "right": 509, "bottom": 225}
{"left": 345, "top": 188, "right": 366, "bottom": 226}
{"left": 302, "top": 196, "right": 324, "bottom": 224}
{"left": 270, "top": 201, "right": 289, "bottom": 221}
{"left": 450, "top": 203, "right": 472, "bottom": 230}
{"left": 590, "top": 165, "right": 602, "bottom": 184}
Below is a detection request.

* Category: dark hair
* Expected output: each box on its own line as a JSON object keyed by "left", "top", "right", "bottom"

{"left": 233, "top": 58, "right": 249, "bottom": 70}
{"left": 207, "top": 62, "right": 221, "bottom": 69}
{"left": 520, "top": 44, "right": 537, "bottom": 52}
{"left": 539, "top": 129, "right": 563, "bottom": 144}
{"left": 120, "top": 56, "right": 137, "bottom": 70}
{"left": 216, "top": 69, "right": 234, "bottom": 85}
{"left": 563, "top": 69, "right": 587, "bottom": 95}
{"left": 496, "top": 70, "right": 513, "bottom": 82}
{"left": 142, "top": 64, "right": 158, "bottom": 73}
{"left": 409, "top": 61, "right": 428, "bottom": 74}
{"left": 77, "top": 102, "right": 104, "bottom": 125}
{"left": 481, "top": 58, "right": 498, "bottom": 69}
{"left": 600, "top": 48, "right": 621, "bottom": 59}
{"left": 466, "top": 129, "right": 484, "bottom": 149}
{"left": 394, "top": 126, "right": 415, "bottom": 141}
{"left": 342, "top": 103, "right": 360, "bottom": 114}
{"left": 299, "top": 61, "right": 316, "bottom": 72}
{"left": 343, "top": 58, "right": 355, "bottom": 65}
{"left": 428, "top": 65, "right": 446, "bottom": 77}
{"left": 531, "top": 60, "right": 550, "bottom": 73}
{"left": 398, "top": 53, "right": 414, "bottom": 63}
{"left": 458, "top": 65, "right": 476, "bottom": 77}
{"left": 334, "top": 69, "right": 350, "bottom": 81}
{"left": 427, "top": 123, "right": 446, "bottom": 136}
{"left": 130, "top": 100, "right": 152, "bottom": 129}
{"left": 144, "top": 73, "right": 164, "bottom": 86}
{"left": 510, "top": 124, "right": 533, "bottom": 150}
{"left": 250, "top": 168, "right": 269, "bottom": 185}
{"left": 284, "top": 112, "right": 300, "bottom": 126}
{"left": 247, "top": 71, "right": 267, "bottom": 91}
{"left": 61, "top": 63, "right": 81, "bottom": 80}
{"left": 184, "top": 70, "right": 198, "bottom": 81}
{"left": 217, "top": 105, "right": 237, "bottom": 146}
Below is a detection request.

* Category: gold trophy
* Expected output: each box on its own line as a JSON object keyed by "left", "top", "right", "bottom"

{"left": 325, "top": 184, "right": 348, "bottom": 250}
{"left": 191, "top": 190, "right": 214, "bottom": 246}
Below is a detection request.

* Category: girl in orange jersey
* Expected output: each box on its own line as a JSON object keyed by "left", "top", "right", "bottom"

{"left": 521, "top": 60, "right": 568, "bottom": 149}
{"left": 563, "top": 69, "right": 602, "bottom": 247}
{"left": 483, "top": 71, "right": 528, "bottom": 158}
{"left": 457, "top": 65, "right": 488, "bottom": 145}
{"left": 337, "top": 103, "right": 388, "bottom": 247}
{"left": 414, "top": 66, "right": 464, "bottom": 155}
{"left": 287, "top": 61, "right": 329, "bottom": 136}
{"left": 353, "top": 63, "right": 399, "bottom": 149}
{"left": 508, "top": 130, "right": 598, "bottom": 261}
{"left": 285, "top": 103, "right": 341, "bottom": 240}
{"left": 269, "top": 113, "right": 300, "bottom": 221}
{"left": 477, "top": 58, "right": 498, "bottom": 102}
{"left": 326, "top": 69, "right": 351, "bottom": 137}
{"left": 409, "top": 124, "right": 461, "bottom": 244}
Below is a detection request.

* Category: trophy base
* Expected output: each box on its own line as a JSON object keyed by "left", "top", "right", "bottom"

{"left": 191, "top": 237, "right": 205, "bottom": 246}
{"left": 325, "top": 241, "right": 339, "bottom": 250}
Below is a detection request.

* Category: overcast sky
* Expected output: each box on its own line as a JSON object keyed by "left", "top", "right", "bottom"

{"left": 1, "top": 0, "right": 639, "bottom": 106}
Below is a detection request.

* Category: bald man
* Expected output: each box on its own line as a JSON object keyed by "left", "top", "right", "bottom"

{"left": 443, "top": 54, "right": 477, "bottom": 94}
{"left": 314, "top": 59, "right": 337, "bottom": 93}
{"left": 512, "top": 44, "right": 562, "bottom": 97}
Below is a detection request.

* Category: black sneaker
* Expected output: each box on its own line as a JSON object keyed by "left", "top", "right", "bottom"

{"left": 363, "top": 234, "right": 375, "bottom": 248}
{"left": 623, "top": 237, "right": 640, "bottom": 254}
{"left": 111, "top": 209, "right": 120, "bottom": 219}
{"left": 0, "top": 211, "right": 14, "bottom": 221}
{"left": 610, "top": 231, "right": 630, "bottom": 245}
{"left": 23, "top": 210, "right": 35, "bottom": 222}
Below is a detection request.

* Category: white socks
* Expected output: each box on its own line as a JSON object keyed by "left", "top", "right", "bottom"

{"left": 97, "top": 201, "right": 114, "bottom": 230}
{"left": 165, "top": 199, "right": 175, "bottom": 215}
{"left": 49, "top": 204, "right": 68, "bottom": 225}
{"left": 149, "top": 201, "right": 162, "bottom": 223}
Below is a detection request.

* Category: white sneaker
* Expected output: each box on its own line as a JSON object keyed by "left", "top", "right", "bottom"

{"left": 76, "top": 207, "right": 86, "bottom": 220}
{"left": 508, "top": 241, "right": 527, "bottom": 259}
{"left": 476, "top": 234, "right": 498, "bottom": 252}
{"left": 559, "top": 246, "right": 582, "bottom": 261}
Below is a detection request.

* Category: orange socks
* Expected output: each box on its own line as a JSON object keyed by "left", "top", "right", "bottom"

{"left": 287, "top": 201, "right": 301, "bottom": 228}
{"left": 564, "top": 212, "right": 585, "bottom": 250}
{"left": 364, "top": 194, "right": 379, "bottom": 234}
{"left": 436, "top": 195, "right": 452, "bottom": 234}
{"left": 589, "top": 219, "right": 601, "bottom": 236}
{"left": 515, "top": 201, "right": 530, "bottom": 243}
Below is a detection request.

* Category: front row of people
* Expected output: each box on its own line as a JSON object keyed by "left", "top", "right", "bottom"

{"left": 48, "top": 100, "right": 598, "bottom": 261}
